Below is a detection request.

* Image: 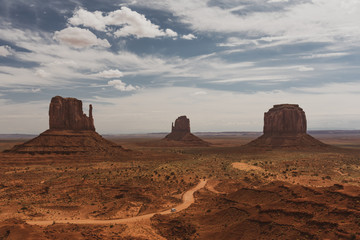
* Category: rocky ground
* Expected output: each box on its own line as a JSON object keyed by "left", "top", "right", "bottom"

{"left": 0, "top": 133, "right": 359, "bottom": 239}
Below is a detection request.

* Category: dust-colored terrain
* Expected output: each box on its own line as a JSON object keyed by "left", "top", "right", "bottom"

{"left": 0, "top": 131, "right": 360, "bottom": 239}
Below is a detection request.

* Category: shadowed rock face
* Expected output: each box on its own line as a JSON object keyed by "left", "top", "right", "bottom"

{"left": 247, "top": 104, "right": 327, "bottom": 148}
{"left": 263, "top": 104, "right": 306, "bottom": 136}
{"left": 4, "top": 96, "right": 123, "bottom": 155}
{"left": 171, "top": 116, "right": 190, "bottom": 133}
{"left": 49, "top": 96, "right": 95, "bottom": 131}
{"left": 164, "top": 116, "right": 209, "bottom": 146}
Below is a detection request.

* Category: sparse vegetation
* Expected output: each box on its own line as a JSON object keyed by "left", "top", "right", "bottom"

{"left": 0, "top": 133, "right": 359, "bottom": 239}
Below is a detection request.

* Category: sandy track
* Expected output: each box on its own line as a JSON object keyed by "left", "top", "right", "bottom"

{"left": 232, "top": 162, "right": 264, "bottom": 172}
{"left": 27, "top": 179, "right": 208, "bottom": 226}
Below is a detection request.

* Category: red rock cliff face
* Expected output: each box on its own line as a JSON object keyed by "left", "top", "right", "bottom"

{"left": 171, "top": 116, "right": 190, "bottom": 133}
{"left": 49, "top": 96, "right": 95, "bottom": 131}
{"left": 263, "top": 104, "right": 306, "bottom": 136}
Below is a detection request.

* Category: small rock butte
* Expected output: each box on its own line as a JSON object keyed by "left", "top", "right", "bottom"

{"left": 171, "top": 115, "right": 191, "bottom": 133}
{"left": 164, "top": 116, "right": 209, "bottom": 146}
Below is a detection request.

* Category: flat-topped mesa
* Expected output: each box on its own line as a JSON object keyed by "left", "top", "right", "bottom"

{"left": 246, "top": 104, "right": 327, "bottom": 148}
{"left": 263, "top": 104, "right": 306, "bottom": 136}
{"left": 49, "top": 96, "right": 95, "bottom": 131}
{"left": 171, "top": 115, "right": 190, "bottom": 133}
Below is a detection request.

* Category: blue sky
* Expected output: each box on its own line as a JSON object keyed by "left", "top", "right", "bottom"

{"left": 0, "top": 0, "right": 359, "bottom": 134}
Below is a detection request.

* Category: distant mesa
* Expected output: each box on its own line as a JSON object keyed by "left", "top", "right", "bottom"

{"left": 163, "top": 116, "right": 209, "bottom": 146}
{"left": 246, "top": 104, "right": 327, "bottom": 148}
{"left": 4, "top": 96, "right": 123, "bottom": 155}
{"left": 166, "top": 115, "right": 191, "bottom": 140}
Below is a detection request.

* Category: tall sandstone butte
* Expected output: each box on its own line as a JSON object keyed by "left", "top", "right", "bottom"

{"left": 49, "top": 96, "right": 95, "bottom": 131}
{"left": 247, "top": 104, "right": 326, "bottom": 148}
{"left": 5, "top": 96, "right": 122, "bottom": 155}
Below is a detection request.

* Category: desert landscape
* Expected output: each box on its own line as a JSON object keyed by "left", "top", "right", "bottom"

{"left": 2, "top": 1, "right": 360, "bottom": 239}
{"left": 0, "top": 97, "right": 359, "bottom": 240}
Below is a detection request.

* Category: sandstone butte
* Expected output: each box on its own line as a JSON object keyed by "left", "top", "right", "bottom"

{"left": 163, "top": 116, "right": 209, "bottom": 146}
{"left": 4, "top": 96, "right": 122, "bottom": 155}
{"left": 247, "top": 104, "right": 327, "bottom": 148}
{"left": 49, "top": 96, "right": 95, "bottom": 131}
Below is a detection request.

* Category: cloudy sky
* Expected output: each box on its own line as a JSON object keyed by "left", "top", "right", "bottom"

{"left": 0, "top": 0, "right": 359, "bottom": 134}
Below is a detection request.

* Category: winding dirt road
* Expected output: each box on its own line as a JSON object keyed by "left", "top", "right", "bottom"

{"left": 27, "top": 179, "right": 208, "bottom": 226}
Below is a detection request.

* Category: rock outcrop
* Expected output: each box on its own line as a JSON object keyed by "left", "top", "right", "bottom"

{"left": 171, "top": 116, "right": 191, "bottom": 133}
{"left": 163, "top": 116, "right": 209, "bottom": 146}
{"left": 5, "top": 96, "right": 123, "bottom": 155}
{"left": 49, "top": 96, "right": 95, "bottom": 131}
{"left": 263, "top": 104, "right": 306, "bottom": 136}
{"left": 247, "top": 104, "right": 327, "bottom": 148}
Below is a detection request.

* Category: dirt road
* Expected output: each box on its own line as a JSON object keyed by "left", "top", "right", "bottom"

{"left": 27, "top": 179, "right": 208, "bottom": 226}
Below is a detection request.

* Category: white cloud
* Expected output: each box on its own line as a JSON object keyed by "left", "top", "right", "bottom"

{"left": 181, "top": 33, "right": 197, "bottom": 40}
{"left": 53, "top": 27, "right": 110, "bottom": 48}
{"left": 35, "top": 69, "right": 50, "bottom": 78}
{"left": 94, "top": 69, "right": 124, "bottom": 78}
{"left": 68, "top": 7, "right": 178, "bottom": 39}
{"left": 0, "top": 45, "right": 13, "bottom": 56}
{"left": 31, "top": 88, "right": 41, "bottom": 93}
{"left": 165, "top": 29, "right": 178, "bottom": 38}
{"left": 133, "top": 0, "right": 360, "bottom": 49}
{"left": 297, "top": 66, "right": 314, "bottom": 72}
{"left": 108, "top": 80, "right": 138, "bottom": 91}
{"left": 213, "top": 75, "right": 290, "bottom": 83}
{"left": 292, "top": 82, "right": 360, "bottom": 94}
{"left": 268, "top": 0, "right": 289, "bottom": 3}
{"left": 111, "top": 7, "right": 176, "bottom": 38}
{"left": 0, "top": 24, "right": 354, "bottom": 98}
{"left": 68, "top": 8, "right": 107, "bottom": 31}
{"left": 301, "top": 52, "right": 349, "bottom": 59}
{"left": 217, "top": 37, "right": 255, "bottom": 47}
{"left": 193, "top": 91, "right": 207, "bottom": 95}
{"left": 0, "top": 25, "right": 188, "bottom": 88}
{"left": 1, "top": 88, "right": 41, "bottom": 93}
{"left": 0, "top": 24, "right": 44, "bottom": 43}
{"left": 0, "top": 66, "right": 55, "bottom": 87}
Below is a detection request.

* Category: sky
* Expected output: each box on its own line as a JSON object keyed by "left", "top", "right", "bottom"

{"left": 0, "top": 0, "right": 359, "bottom": 134}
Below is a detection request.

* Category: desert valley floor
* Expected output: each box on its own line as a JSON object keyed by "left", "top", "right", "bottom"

{"left": 0, "top": 131, "right": 360, "bottom": 239}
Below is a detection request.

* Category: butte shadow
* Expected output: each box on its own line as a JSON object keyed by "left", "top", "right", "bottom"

{"left": 244, "top": 104, "right": 329, "bottom": 149}
{"left": 4, "top": 96, "right": 124, "bottom": 155}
